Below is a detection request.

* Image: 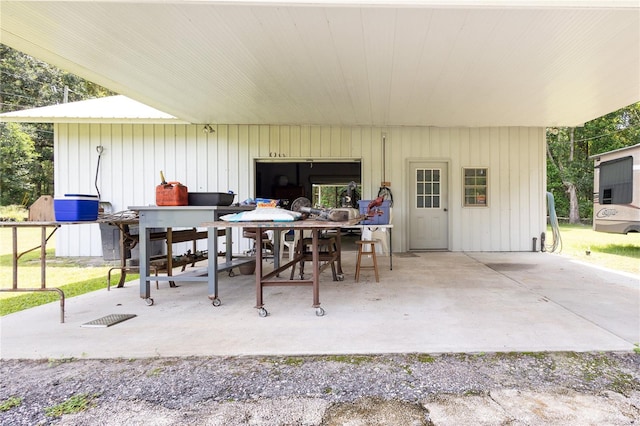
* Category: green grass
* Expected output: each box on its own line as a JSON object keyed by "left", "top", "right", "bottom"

{"left": 0, "top": 396, "right": 23, "bottom": 412}
{"left": 0, "top": 226, "right": 58, "bottom": 257}
{"left": 0, "top": 204, "right": 28, "bottom": 222}
{"left": 550, "top": 223, "right": 640, "bottom": 275}
{"left": 413, "top": 353, "right": 436, "bottom": 363}
{"left": 325, "top": 355, "right": 375, "bottom": 365}
{"left": 44, "top": 393, "right": 99, "bottom": 417}
{"left": 0, "top": 274, "right": 132, "bottom": 316}
{"left": 0, "top": 226, "right": 138, "bottom": 316}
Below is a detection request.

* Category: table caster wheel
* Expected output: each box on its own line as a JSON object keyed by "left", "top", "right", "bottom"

{"left": 337, "top": 274, "right": 344, "bottom": 281}
{"left": 145, "top": 298, "right": 154, "bottom": 306}
{"left": 228, "top": 270, "right": 236, "bottom": 277}
{"left": 258, "top": 307, "right": 268, "bottom": 317}
{"left": 212, "top": 298, "right": 221, "bottom": 307}
{"left": 315, "top": 307, "right": 325, "bottom": 317}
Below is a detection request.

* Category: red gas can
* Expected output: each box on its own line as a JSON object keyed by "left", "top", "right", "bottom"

{"left": 156, "top": 182, "right": 188, "bottom": 206}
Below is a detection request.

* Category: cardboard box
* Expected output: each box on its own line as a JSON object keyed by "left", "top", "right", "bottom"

{"left": 358, "top": 200, "right": 391, "bottom": 225}
{"left": 54, "top": 194, "right": 99, "bottom": 221}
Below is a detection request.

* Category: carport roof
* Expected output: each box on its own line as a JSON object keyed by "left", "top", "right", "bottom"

{"left": 1, "top": 0, "right": 639, "bottom": 127}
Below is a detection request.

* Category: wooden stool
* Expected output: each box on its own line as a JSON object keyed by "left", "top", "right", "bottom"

{"left": 355, "top": 239, "right": 379, "bottom": 283}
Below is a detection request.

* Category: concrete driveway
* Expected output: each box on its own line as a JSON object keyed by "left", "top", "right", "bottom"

{"left": 0, "top": 251, "right": 638, "bottom": 359}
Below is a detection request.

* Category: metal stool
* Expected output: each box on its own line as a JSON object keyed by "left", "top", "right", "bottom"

{"left": 243, "top": 228, "right": 274, "bottom": 257}
{"left": 355, "top": 239, "right": 379, "bottom": 282}
{"left": 290, "top": 235, "right": 339, "bottom": 281}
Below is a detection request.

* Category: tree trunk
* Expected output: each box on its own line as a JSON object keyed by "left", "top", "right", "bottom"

{"left": 569, "top": 128, "right": 575, "bottom": 161}
{"left": 566, "top": 128, "right": 581, "bottom": 223}
{"left": 566, "top": 182, "right": 580, "bottom": 224}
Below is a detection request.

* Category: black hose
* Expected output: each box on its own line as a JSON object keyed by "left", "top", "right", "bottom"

{"left": 378, "top": 186, "right": 393, "bottom": 206}
{"left": 95, "top": 146, "right": 103, "bottom": 200}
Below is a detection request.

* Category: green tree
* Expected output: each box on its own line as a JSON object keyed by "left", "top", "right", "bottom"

{"left": 0, "top": 123, "right": 37, "bottom": 204}
{"left": 0, "top": 44, "right": 114, "bottom": 205}
{"left": 583, "top": 103, "right": 640, "bottom": 157}
{"left": 1, "top": 44, "right": 112, "bottom": 112}
{"left": 546, "top": 102, "right": 640, "bottom": 222}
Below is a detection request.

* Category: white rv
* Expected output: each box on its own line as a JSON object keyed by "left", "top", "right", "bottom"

{"left": 592, "top": 143, "right": 640, "bottom": 234}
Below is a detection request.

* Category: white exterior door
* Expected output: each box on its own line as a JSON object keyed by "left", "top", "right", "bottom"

{"left": 409, "top": 161, "right": 449, "bottom": 250}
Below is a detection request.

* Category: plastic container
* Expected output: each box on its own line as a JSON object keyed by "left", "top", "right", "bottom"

{"left": 156, "top": 182, "right": 188, "bottom": 206}
{"left": 54, "top": 194, "right": 99, "bottom": 221}
{"left": 358, "top": 200, "right": 391, "bottom": 225}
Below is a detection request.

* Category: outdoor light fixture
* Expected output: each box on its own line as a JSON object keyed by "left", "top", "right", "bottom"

{"left": 203, "top": 124, "right": 215, "bottom": 134}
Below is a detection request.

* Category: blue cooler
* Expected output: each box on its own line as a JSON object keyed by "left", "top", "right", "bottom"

{"left": 54, "top": 194, "right": 99, "bottom": 221}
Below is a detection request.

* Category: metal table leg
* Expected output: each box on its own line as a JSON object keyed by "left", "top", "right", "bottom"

{"left": 207, "top": 226, "right": 221, "bottom": 306}
{"left": 255, "top": 230, "right": 267, "bottom": 316}
{"left": 139, "top": 219, "right": 153, "bottom": 305}
{"left": 0, "top": 225, "right": 65, "bottom": 323}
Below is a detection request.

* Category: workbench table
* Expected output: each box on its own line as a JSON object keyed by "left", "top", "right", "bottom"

{"left": 202, "top": 219, "right": 362, "bottom": 317}
{"left": 0, "top": 215, "right": 137, "bottom": 323}
{"left": 130, "top": 205, "right": 254, "bottom": 306}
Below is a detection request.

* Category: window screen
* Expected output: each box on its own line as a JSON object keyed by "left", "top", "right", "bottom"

{"left": 599, "top": 156, "right": 633, "bottom": 204}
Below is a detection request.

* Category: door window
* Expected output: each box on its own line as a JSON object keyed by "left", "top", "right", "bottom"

{"left": 416, "top": 168, "right": 441, "bottom": 208}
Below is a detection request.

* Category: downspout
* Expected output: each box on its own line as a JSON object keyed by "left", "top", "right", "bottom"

{"left": 382, "top": 132, "right": 387, "bottom": 185}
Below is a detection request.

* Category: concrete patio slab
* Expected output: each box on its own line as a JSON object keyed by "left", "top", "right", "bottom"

{"left": 1, "top": 252, "right": 638, "bottom": 359}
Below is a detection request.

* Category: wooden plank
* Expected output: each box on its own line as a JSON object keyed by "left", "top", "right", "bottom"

{"left": 148, "top": 229, "right": 225, "bottom": 242}
{"left": 28, "top": 196, "right": 54, "bottom": 222}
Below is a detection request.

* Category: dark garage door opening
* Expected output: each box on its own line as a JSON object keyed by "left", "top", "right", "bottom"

{"left": 255, "top": 160, "right": 362, "bottom": 209}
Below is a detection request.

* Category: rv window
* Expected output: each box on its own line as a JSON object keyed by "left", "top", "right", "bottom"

{"left": 599, "top": 156, "right": 633, "bottom": 205}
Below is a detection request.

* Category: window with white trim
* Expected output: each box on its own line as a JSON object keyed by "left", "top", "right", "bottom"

{"left": 463, "top": 168, "right": 488, "bottom": 207}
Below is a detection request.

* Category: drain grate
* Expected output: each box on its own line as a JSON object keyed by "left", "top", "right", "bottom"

{"left": 81, "top": 314, "right": 137, "bottom": 328}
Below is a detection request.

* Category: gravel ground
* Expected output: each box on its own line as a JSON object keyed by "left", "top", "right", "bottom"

{"left": 1, "top": 352, "right": 639, "bottom": 425}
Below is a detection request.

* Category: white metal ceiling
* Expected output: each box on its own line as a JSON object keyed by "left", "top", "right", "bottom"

{"left": 1, "top": 1, "right": 639, "bottom": 127}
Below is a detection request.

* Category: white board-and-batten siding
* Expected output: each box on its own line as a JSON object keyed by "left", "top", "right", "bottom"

{"left": 54, "top": 123, "right": 546, "bottom": 256}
